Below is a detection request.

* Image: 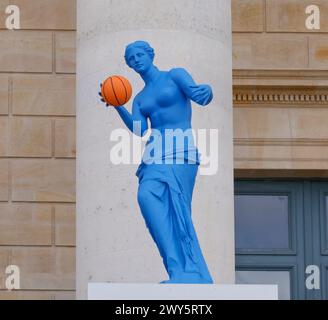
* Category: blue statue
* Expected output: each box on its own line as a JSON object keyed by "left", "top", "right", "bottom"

{"left": 99, "top": 40, "right": 213, "bottom": 284}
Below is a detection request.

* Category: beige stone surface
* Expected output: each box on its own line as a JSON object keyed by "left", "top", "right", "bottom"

{"left": 9, "top": 0, "right": 76, "bottom": 30}
{"left": 55, "top": 32, "right": 76, "bottom": 73}
{"left": 0, "top": 116, "right": 8, "bottom": 156}
{"left": 233, "top": 76, "right": 328, "bottom": 88}
{"left": 10, "top": 247, "right": 75, "bottom": 290}
{"left": 234, "top": 107, "right": 328, "bottom": 140}
{"left": 0, "top": 290, "right": 75, "bottom": 300}
{"left": 10, "top": 117, "right": 52, "bottom": 157}
{"left": 57, "top": 247, "right": 75, "bottom": 275}
{"left": 234, "top": 107, "right": 292, "bottom": 139}
{"left": 54, "top": 291, "right": 76, "bottom": 300}
{"left": 234, "top": 169, "right": 328, "bottom": 179}
{"left": 266, "top": 0, "right": 328, "bottom": 32}
{"left": 232, "top": 33, "right": 308, "bottom": 69}
{"left": 289, "top": 108, "right": 328, "bottom": 139}
{"left": 232, "top": 0, "right": 263, "bottom": 32}
{"left": 54, "top": 118, "right": 76, "bottom": 158}
{"left": 0, "top": 203, "right": 52, "bottom": 245}
{"left": 12, "top": 75, "right": 75, "bottom": 116}
{"left": 0, "top": 0, "right": 77, "bottom": 300}
{"left": 0, "top": 75, "right": 8, "bottom": 114}
{"left": 0, "top": 248, "right": 10, "bottom": 290}
{"left": 234, "top": 158, "right": 328, "bottom": 170}
{"left": 55, "top": 204, "right": 76, "bottom": 246}
{"left": 234, "top": 106, "right": 328, "bottom": 171}
{"left": 0, "top": 160, "right": 8, "bottom": 201}
{"left": 11, "top": 159, "right": 75, "bottom": 202}
{"left": 0, "top": 31, "right": 52, "bottom": 72}
{"left": 234, "top": 144, "right": 328, "bottom": 161}
{"left": 309, "top": 35, "right": 328, "bottom": 69}
{"left": 0, "top": 0, "right": 9, "bottom": 30}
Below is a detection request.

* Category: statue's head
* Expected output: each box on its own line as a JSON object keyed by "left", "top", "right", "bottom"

{"left": 124, "top": 40, "right": 155, "bottom": 74}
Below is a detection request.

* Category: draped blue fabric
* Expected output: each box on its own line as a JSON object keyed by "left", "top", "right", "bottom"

{"left": 136, "top": 134, "right": 213, "bottom": 283}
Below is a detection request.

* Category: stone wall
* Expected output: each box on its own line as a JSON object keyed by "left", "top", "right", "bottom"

{"left": 0, "top": 0, "right": 76, "bottom": 300}
{"left": 232, "top": 0, "right": 328, "bottom": 177}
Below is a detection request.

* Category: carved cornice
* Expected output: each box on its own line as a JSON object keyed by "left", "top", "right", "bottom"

{"left": 233, "top": 69, "right": 328, "bottom": 106}
{"left": 233, "top": 89, "right": 328, "bottom": 106}
{"left": 234, "top": 138, "right": 328, "bottom": 146}
{"left": 233, "top": 69, "right": 328, "bottom": 80}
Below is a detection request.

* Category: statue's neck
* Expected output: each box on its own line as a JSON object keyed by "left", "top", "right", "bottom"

{"left": 140, "top": 65, "right": 161, "bottom": 85}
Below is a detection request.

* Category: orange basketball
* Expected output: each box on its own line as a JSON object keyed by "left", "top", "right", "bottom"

{"left": 101, "top": 75, "right": 132, "bottom": 107}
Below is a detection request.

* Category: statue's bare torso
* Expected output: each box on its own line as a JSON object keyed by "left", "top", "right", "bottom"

{"left": 135, "top": 70, "right": 192, "bottom": 133}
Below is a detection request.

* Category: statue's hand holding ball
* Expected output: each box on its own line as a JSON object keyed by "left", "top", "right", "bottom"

{"left": 98, "top": 75, "right": 132, "bottom": 107}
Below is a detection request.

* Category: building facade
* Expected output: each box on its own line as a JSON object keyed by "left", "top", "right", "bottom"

{"left": 232, "top": 0, "right": 328, "bottom": 300}
{"left": 0, "top": 0, "right": 327, "bottom": 299}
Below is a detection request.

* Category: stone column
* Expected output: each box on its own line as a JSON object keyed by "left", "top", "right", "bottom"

{"left": 77, "top": 0, "right": 234, "bottom": 299}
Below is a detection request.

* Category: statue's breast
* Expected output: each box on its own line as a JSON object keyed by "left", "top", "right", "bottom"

{"left": 138, "top": 73, "right": 183, "bottom": 116}
{"left": 139, "top": 96, "right": 155, "bottom": 116}
{"left": 155, "top": 83, "right": 180, "bottom": 107}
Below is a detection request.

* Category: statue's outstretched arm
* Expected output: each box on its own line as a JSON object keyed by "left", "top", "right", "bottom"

{"left": 115, "top": 98, "right": 148, "bottom": 137}
{"left": 169, "top": 67, "right": 213, "bottom": 106}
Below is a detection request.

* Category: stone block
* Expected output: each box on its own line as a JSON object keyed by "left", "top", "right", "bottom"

{"left": 10, "top": 117, "right": 52, "bottom": 157}
{"left": 55, "top": 204, "right": 76, "bottom": 246}
{"left": 55, "top": 32, "right": 76, "bottom": 73}
{"left": 0, "top": 31, "right": 52, "bottom": 72}
{"left": 12, "top": 75, "right": 75, "bottom": 116}
{"left": 0, "top": 203, "right": 52, "bottom": 246}
{"left": 232, "top": 0, "right": 264, "bottom": 32}
{"left": 54, "top": 118, "right": 76, "bottom": 158}
{"left": 11, "top": 159, "right": 75, "bottom": 202}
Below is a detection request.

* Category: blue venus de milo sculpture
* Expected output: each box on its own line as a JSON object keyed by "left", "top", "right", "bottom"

{"left": 99, "top": 40, "right": 214, "bottom": 284}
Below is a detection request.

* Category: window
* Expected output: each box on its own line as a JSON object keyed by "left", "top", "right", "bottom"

{"left": 234, "top": 180, "right": 328, "bottom": 300}
{"left": 235, "top": 195, "right": 289, "bottom": 250}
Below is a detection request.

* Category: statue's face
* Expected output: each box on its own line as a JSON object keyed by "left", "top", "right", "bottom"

{"left": 126, "top": 47, "right": 152, "bottom": 73}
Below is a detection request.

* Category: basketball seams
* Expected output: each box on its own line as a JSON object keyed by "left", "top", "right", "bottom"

{"left": 115, "top": 76, "right": 128, "bottom": 103}
{"left": 102, "top": 77, "right": 111, "bottom": 104}
{"left": 110, "top": 77, "right": 121, "bottom": 106}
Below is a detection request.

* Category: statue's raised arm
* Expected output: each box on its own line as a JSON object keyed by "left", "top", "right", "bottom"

{"left": 169, "top": 67, "right": 213, "bottom": 106}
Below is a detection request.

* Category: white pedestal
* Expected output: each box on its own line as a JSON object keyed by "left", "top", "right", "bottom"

{"left": 88, "top": 283, "right": 278, "bottom": 300}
